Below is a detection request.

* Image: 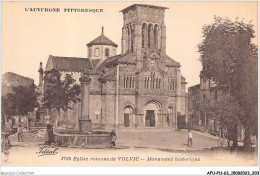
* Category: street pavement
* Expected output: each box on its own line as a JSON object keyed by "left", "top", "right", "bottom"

{"left": 2, "top": 129, "right": 257, "bottom": 166}
{"left": 116, "top": 128, "right": 219, "bottom": 151}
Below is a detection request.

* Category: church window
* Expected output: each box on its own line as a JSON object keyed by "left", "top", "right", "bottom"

{"left": 131, "top": 27, "right": 134, "bottom": 52}
{"left": 124, "top": 76, "right": 135, "bottom": 89}
{"left": 147, "top": 77, "right": 150, "bottom": 89}
{"left": 127, "top": 26, "right": 131, "bottom": 51}
{"left": 168, "top": 78, "right": 175, "bottom": 90}
{"left": 126, "top": 77, "right": 129, "bottom": 88}
{"left": 132, "top": 77, "right": 135, "bottom": 89}
{"left": 154, "top": 24, "right": 159, "bottom": 49}
{"left": 144, "top": 75, "right": 161, "bottom": 90}
{"left": 129, "top": 77, "right": 132, "bottom": 88}
{"left": 105, "top": 48, "right": 109, "bottom": 57}
{"left": 124, "top": 76, "right": 126, "bottom": 88}
{"left": 94, "top": 48, "right": 100, "bottom": 57}
{"left": 127, "top": 25, "right": 134, "bottom": 52}
{"left": 142, "top": 23, "right": 147, "bottom": 48}
{"left": 148, "top": 24, "right": 153, "bottom": 48}
{"left": 158, "top": 78, "right": 161, "bottom": 89}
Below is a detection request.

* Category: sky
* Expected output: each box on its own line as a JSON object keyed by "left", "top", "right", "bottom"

{"left": 2, "top": 1, "right": 258, "bottom": 88}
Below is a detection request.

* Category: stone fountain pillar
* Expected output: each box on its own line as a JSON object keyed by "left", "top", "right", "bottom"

{"left": 79, "top": 67, "right": 92, "bottom": 133}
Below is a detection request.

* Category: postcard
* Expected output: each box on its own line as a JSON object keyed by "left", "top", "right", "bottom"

{"left": 1, "top": 1, "right": 258, "bottom": 170}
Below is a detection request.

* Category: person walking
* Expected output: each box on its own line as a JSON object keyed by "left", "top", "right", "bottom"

{"left": 17, "top": 123, "right": 23, "bottom": 142}
{"left": 187, "top": 130, "right": 193, "bottom": 146}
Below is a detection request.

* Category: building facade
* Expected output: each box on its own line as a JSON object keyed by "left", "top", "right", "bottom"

{"left": 188, "top": 71, "right": 245, "bottom": 141}
{"left": 40, "top": 4, "right": 187, "bottom": 130}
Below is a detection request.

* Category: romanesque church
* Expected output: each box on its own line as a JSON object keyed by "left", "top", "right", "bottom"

{"left": 39, "top": 4, "right": 187, "bottom": 130}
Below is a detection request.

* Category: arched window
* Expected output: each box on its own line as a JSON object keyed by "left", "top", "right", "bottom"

{"left": 154, "top": 24, "right": 159, "bottom": 49}
{"left": 148, "top": 24, "right": 153, "bottom": 48}
{"left": 131, "top": 27, "right": 134, "bottom": 52}
{"left": 142, "top": 23, "right": 147, "bottom": 48}
{"left": 94, "top": 48, "right": 99, "bottom": 57}
{"left": 168, "top": 78, "right": 175, "bottom": 90}
{"left": 124, "top": 76, "right": 135, "bottom": 89}
{"left": 124, "top": 76, "right": 126, "bottom": 88}
{"left": 105, "top": 48, "right": 109, "bottom": 57}
{"left": 126, "top": 77, "right": 129, "bottom": 88}
{"left": 156, "top": 78, "right": 159, "bottom": 89}
{"left": 144, "top": 77, "right": 147, "bottom": 89}
{"left": 158, "top": 78, "right": 161, "bottom": 89}
{"left": 129, "top": 77, "right": 132, "bottom": 88}
{"left": 147, "top": 77, "right": 150, "bottom": 89}
{"left": 127, "top": 26, "right": 131, "bottom": 51}
{"left": 132, "top": 77, "right": 135, "bottom": 89}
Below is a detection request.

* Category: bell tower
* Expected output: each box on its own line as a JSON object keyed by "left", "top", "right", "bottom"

{"left": 120, "top": 4, "right": 168, "bottom": 68}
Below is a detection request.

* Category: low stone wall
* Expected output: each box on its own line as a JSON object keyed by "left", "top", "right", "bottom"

{"left": 54, "top": 132, "right": 112, "bottom": 148}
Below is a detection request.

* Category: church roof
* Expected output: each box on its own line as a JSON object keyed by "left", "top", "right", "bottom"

{"left": 96, "top": 53, "right": 136, "bottom": 71}
{"left": 91, "top": 59, "right": 101, "bottom": 68}
{"left": 120, "top": 4, "right": 168, "bottom": 13}
{"left": 87, "top": 27, "right": 118, "bottom": 47}
{"left": 49, "top": 55, "right": 93, "bottom": 72}
{"left": 106, "top": 52, "right": 136, "bottom": 64}
{"left": 165, "top": 55, "right": 181, "bottom": 67}
{"left": 100, "top": 74, "right": 116, "bottom": 81}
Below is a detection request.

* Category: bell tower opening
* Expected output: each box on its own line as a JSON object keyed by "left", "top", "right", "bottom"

{"left": 120, "top": 4, "right": 168, "bottom": 56}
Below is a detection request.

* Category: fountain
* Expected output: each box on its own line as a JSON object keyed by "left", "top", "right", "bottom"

{"left": 53, "top": 67, "right": 112, "bottom": 148}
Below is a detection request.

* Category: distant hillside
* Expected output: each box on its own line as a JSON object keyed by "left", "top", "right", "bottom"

{"left": 2, "top": 72, "right": 34, "bottom": 96}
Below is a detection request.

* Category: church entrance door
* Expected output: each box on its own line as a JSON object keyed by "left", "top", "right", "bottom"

{"left": 145, "top": 110, "right": 155, "bottom": 127}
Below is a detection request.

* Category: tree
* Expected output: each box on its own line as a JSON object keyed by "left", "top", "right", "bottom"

{"left": 43, "top": 69, "right": 81, "bottom": 128}
{"left": 1, "top": 85, "right": 38, "bottom": 129}
{"left": 198, "top": 16, "right": 258, "bottom": 150}
{"left": 199, "top": 95, "right": 245, "bottom": 148}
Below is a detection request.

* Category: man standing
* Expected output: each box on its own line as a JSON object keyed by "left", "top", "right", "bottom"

{"left": 187, "top": 130, "right": 193, "bottom": 146}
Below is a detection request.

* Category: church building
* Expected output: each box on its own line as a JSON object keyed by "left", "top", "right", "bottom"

{"left": 40, "top": 4, "right": 187, "bottom": 130}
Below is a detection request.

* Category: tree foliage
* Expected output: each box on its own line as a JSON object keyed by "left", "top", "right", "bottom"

{"left": 198, "top": 16, "right": 258, "bottom": 149}
{"left": 43, "top": 69, "right": 81, "bottom": 114}
{"left": 1, "top": 85, "right": 38, "bottom": 125}
{"left": 199, "top": 96, "right": 244, "bottom": 129}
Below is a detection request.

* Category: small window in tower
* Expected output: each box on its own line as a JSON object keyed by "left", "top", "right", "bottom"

{"left": 105, "top": 48, "right": 110, "bottom": 57}
{"left": 148, "top": 24, "right": 153, "bottom": 48}
{"left": 94, "top": 48, "right": 100, "bottom": 57}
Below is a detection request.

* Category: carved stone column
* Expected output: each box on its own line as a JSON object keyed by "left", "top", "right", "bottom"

{"left": 79, "top": 67, "right": 92, "bottom": 133}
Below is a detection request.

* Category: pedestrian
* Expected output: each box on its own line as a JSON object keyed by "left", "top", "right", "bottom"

{"left": 187, "top": 129, "right": 193, "bottom": 146}
{"left": 110, "top": 129, "right": 117, "bottom": 147}
{"left": 17, "top": 123, "right": 23, "bottom": 142}
{"left": 47, "top": 124, "right": 54, "bottom": 145}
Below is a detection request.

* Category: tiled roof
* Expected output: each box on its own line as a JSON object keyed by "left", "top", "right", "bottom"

{"left": 120, "top": 4, "right": 168, "bottom": 13}
{"left": 105, "top": 52, "right": 137, "bottom": 64}
{"left": 165, "top": 55, "right": 181, "bottom": 67}
{"left": 87, "top": 33, "right": 118, "bottom": 47}
{"left": 50, "top": 55, "right": 93, "bottom": 72}
{"left": 100, "top": 74, "right": 115, "bottom": 81}
{"left": 88, "top": 68, "right": 100, "bottom": 75}
{"left": 91, "top": 59, "right": 101, "bottom": 68}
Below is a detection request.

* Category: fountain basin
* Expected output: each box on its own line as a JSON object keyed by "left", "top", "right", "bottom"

{"left": 54, "top": 131, "right": 112, "bottom": 148}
